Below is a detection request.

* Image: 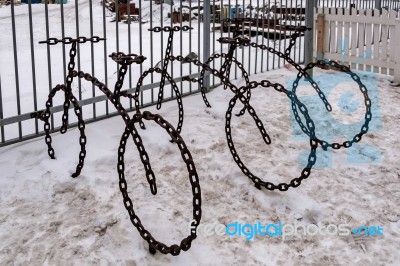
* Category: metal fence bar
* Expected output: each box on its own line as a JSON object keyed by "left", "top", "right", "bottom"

{"left": 11, "top": 0, "right": 22, "bottom": 139}
{"left": 203, "top": 0, "right": 211, "bottom": 90}
{"left": 305, "top": 0, "right": 317, "bottom": 76}
{"left": 139, "top": 0, "right": 143, "bottom": 107}
{"left": 60, "top": 2, "right": 67, "bottom": 91}
{"left": 180, "top": 0, "right": 183, "bottom": 94}
{"left": 0, "top": 89, "right": 202, "bottom": 148}
{"left": 89, "top": 0, "right": 96, "bottom": 118}
{"left": 44, "top": 1, "right": 54, "bottom": 130}
{"left": 170, "top": 0, "right": 173, "bottom": 98}
{"left": 1, "top": 0, "right": 312, "bottom": 147}
{"left": 197, "top": 0, "right": 201, "bottom": 84}
{"left": 74, "top": 0, "right": 82, "bottom": 102}
{"left": 189, "top": 0, "right": 193, "bottom": 91}
{"left": 261, "top": 0, "right": 265, "bottom": 73}
{"left": 0, "top": 75, "right": 4, "bottom": 143}
{"left": 102, "top": 0, "right": 109, "bottom": 115}
{"left": 28, "top": 0, "right": 38, "bottom": 134}
{"left": 150, "top": 0, "right": 154, "bottom": 101}
{"left": 127, "top": 0, "right": 132, "bottom": 111}
{"left": 0, "top": 72, "right": 203, "bottom": 128}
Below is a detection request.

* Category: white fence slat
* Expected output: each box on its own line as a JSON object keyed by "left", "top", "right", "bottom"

{"left": 314, "top": 7, "right": 397, "bottom": 80}
{"left": 357, "top": 9, "right": 366, "bottom": 71}
{"left": 365, "top": 9, "right": 373, "bottom": 72}
{"left": 323, "top": 13, "right": 397, "bottom": 25}
{"left": 350, "top": 8, "right": 358, "bottom": 68}
{"left": 330, "top": 17, "right": 337, "bottom": 53}
{"left": 394, "top": 19, "right": 400, "bottom": 83}
{"left": 324, "top": 53, "right": 395, "bottom": 68}
{"left": 382, "top": 24, "right": 389, "bottom": 74}
{"left": 336, "top": 8, "right": 345, "bottom": 59}
{"left": 344, "top": 8, "right": 351, "bottom": 65}
{"left": 323, "top": 12, "right": 330, "bottom": 55}
{"left": 373, "top": 10, "right": 380, "bottom": 73}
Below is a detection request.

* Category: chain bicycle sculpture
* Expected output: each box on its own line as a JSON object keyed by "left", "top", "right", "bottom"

{"left": 35, "top": 33, "right": 201, "bottom": 256}
{"left": 178, "top": 19, "right": 371, "bottom": 191}
{"left": 34, "top": 22, "right": 372, "bottom": 256}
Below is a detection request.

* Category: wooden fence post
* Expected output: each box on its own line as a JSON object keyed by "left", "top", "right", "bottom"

{"left": 316, "top": 14, "right": 325, "bottom": 60}
{"left": 394, "top": 19, "right": 400, "bottom": 84}
{"left": 305, "top": 0, "right": 317, "bottom": 77}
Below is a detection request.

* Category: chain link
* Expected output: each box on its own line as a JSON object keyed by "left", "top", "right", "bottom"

{"left": 36, "top": 30, "right": 373, "bottom": 257}
{"left": 38, "top": 35, "right": 201, "bottom": 256}
{"left": 39, "top": 36, "right": 106, "bottom": 45}
{"left": 157, "top": 31, "right": 174, "bottom": 110}
{"left": 149, "top": 26, "right": 193, "bottom": 32}
{"left": 117, "top": 111, "right": 201, "bottom": 256}
{"left": 290, "top": 59, "right": 372, "bottom": 150}
{"left": 134, "top": 67, "right": 184, "bottom": 133}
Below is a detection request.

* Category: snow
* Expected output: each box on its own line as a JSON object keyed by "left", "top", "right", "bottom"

{"left": 1, "top": 65, "right": 400, "bottom": 264}
{"left": 1, "top": 0, "right": 400, "bottom": 265}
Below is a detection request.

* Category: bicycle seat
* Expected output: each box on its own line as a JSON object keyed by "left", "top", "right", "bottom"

{"left": 109, "top": 52, "right": 146, "bottom": 65}
{"left": 223, "top": 18, "right": 253, "bottom": 24}
{"left": 283, "top": 25, "right": 311, "bottom": 32}
{"left": 217, "top": 37, "right": 250, "bottom": 46}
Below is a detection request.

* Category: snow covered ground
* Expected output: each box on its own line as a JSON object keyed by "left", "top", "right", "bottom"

{"left": 0, "top": 65, "right": 400, "bottom": 265}
{"left": 1, "top": 0, "right": 400, "bottom": 265}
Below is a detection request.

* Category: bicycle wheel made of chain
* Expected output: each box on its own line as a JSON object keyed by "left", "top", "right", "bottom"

{"left": 248, "top": 42, "right": 332, "bottom": 112}
{"left": 134, "top": 68, "right": 184, "bottom": 133}
{"left": 291, "top": 60, "right": 372, "bottom": 150}
{"left": 43, "top": 84, "right": 87, "bottom": 178}
{"left": 225, "top": 85, "right": 318, "bottom": 191}
{"left": 199, "top": 53, "right": 251, "bottom": 116}
{"left": 117, "top": 111, "right": 201, "bottom": 256}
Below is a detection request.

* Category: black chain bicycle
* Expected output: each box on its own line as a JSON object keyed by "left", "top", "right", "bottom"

{"left": 180, "top": 19, "right": 371, "bottom": 192}
{"left": 34, "top": 22, "right": 372, "bottom": 256}
{"left": 131, "top": 26, "right": 192, "bottom": 134}
{"left": 36, "top": 36, "right": 202, "bottom": 256}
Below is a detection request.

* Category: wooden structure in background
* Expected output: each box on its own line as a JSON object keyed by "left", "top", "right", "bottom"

{"left": 314, "top": 7, "right": 400, "bottom": 83}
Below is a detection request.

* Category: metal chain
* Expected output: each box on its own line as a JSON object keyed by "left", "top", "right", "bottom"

{"left": 156, "top": 31, "right": 174, "bottom": 110}
{"left": 148, "top": 26, "right": 193, "bottom": 32}
{"left": 36, "top": 30, "right": 373, "bottom": 257}
{"left": 60, "top": 41, "right": 77, "bottom": 134}
{"left": 38, "top": 36, "right": 106, "bottom": 45}
{"left": 117, "top": 111, "right": 201, "bottom": 256}
{"left": 134, "top": 67, "right": 184, "bottom": 133}
{"left": 172, "top": 55, "right": 271, "bottom": 146}
{"left": 42, "top": 83, "right": 87, "bottom": 177}
{"left": 225, "top": 84, "right": 318, "bottom": 191}
{"left": 109, "top": 52, "right": 146, "bottom": 66}
{"left": 290, "top": 60, "right": 372, "bottom": 150}
{"left": 218, "top": 37, "right": 252, "bottom": 116}
{"left": 195, "top": 52, "right": 251, "bottom": 117}
{"left": 248, "top": 41, "right": 333, "bottom": 112}
{"left": 38, "top": 36, "right": 202, "bottom": 256}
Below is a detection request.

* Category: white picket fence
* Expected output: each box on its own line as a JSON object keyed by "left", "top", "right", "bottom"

{"left": 314, "top": 7, "right": 400, "bottom": 83}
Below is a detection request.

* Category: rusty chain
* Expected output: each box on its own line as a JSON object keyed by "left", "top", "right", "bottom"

{"left": 291, "top": 60, "right": 372, "bottom": 150}
{"left": 117, "top": 111, "right": 201, "bottom": 256}
{"left": 37, "top": 35, "right": 201, "bottom": 256}
{"left": 157, "top": 31, "right": 174, "bottom": 110}
{"left": 134, "top": 67, "right": 184, "bottom": 133}
{"left": 38, "top": 36, "right": 105, "bottom": 45}
{"left": 35, "top": 27, "right": 372, "bottom": 256}
{"left": 177, "top": 28, "right": 370, "bottom": 191}
{"left": 60, "top": 41, "right": 77, "bottom": 134}
{"left": 225, "top": 83, "right": 318, "bottom": 191}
